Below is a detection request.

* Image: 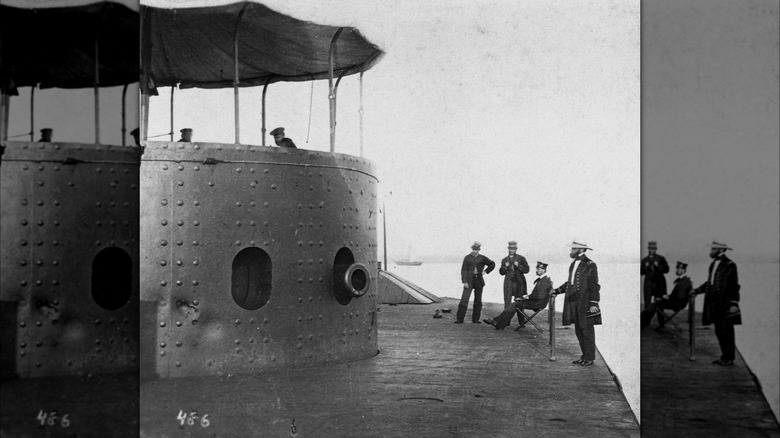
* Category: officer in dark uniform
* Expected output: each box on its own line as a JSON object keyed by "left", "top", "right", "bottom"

{"left": 38, "top": 128, "right": 52, "bottom": 142}
{"left": 641, "top": 241, "right": 670, "bottom": 310}
{"left": 178, "top": 128, "right": 193, "bottom": 142}
{"left": 498, "top": 240, "right": 530, "bottom": 326}
{"left": 641, "top": 261, "right": 692, "bottom": 329}
{"left": 270, "top": 127, "right": 297, "bottom": 148}
{"left": 694, "top": 241, "right": 740, "bottom": 366}
{"left": 551, "top": 241, "right": 601, "bottom": 366}
{"left": 455, "top": 242, "right": 495, "bottom": 324}
{"left": 484, "top": 261, "right": 552, "bottom": 330}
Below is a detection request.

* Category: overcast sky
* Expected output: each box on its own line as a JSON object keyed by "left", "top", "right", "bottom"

{"left": 8, "top": 0, "right": 641, "bottom": 263}
{"left": 142, "top": 0, "right": 640, "bottom": 263}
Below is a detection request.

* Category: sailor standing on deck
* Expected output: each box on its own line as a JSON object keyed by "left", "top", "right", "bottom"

{"left": 641, "top": 241, "right": 670, "bottom": 310}
{"left": 455, "top": 242, "right": 495, "bottom": 324}
{"left": 693, "top": 241, "right": 741, "bottom": 366}
{"left": 551, "top": 241, "right": 601, "bottom": 366}
{"left": 499, "top": 240, "right": 530, "bottom": 327}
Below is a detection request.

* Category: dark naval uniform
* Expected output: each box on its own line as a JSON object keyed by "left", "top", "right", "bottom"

{"left": 487, "top": 275, "right": 552, "bottom": 330}
{"left": 457, "top": 254, "right": 495, "bottom": 323}
{"left": 499, "top": 253, "right": 529, "bottom": 325}
{"left": 557, "top": 255, "right": 601, "bottom": 362}
{"left": 641, "top": 275, "right": 692, "bottom": 329}
{"left": 518, "top": 275, "right": 553, "bottom": 311}
{"left": 698, "top": 255, "right": 740, "bottom": 361}
{"left": 278, "top": 137, "right": 297, "bottom": 148}
{"left": 641, "top": 254, "right": 669, "bottom": 309}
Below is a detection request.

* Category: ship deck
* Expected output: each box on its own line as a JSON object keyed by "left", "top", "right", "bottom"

{"left": 139, "top": 298, "right": 637, "bottom": 437}
{"left": 641, "top": 312, "right": 779, "bottom": 437}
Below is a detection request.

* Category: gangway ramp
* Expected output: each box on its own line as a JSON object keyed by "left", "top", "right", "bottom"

{"left": 378, "top": 270, "right": 441, "bottom": 304}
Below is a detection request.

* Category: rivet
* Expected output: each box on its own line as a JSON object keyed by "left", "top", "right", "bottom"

{"left": 193, "top": 260, "right": 199, "bottom": 266}
{"left": 193, "top": 220, "right": 200, "bottom": 226}
{"left": 298, "top": 260, "right": 304, "bottom": 265}
{"left": 263, "top": 318, "right": 269, "bottom": 324}
{"left": 176, "top": 260, "right": 182, "bottom": 266}
{"left": 96, "top": 220, "right": 102, "bottom": 226}
{"left": 20, "top": 260, "right": 27, "bottom": 266}
{"left": 192, "top": 240, "right": 199, "bottom": 246}
{"left": 161, "top": 219, "right": 168, "bottom": 226}
{"left": 194, "top": 200, "right": 200, "bottom": 206}
{"left": 236, "top": 202, "right": 242, "bottom": 207}
{"left": 21, "top": 219, "right": 28, "bottom": 226}
{"left": 271, "top": 184, "right": 277, "bottom": 189}
{"left": 192, "top": 280, "right": 199, "bottom": 285}
{"left": 68, "top": 182, "right": 74, "bottom": 187}
{"left": 177, "top": 181, "right": 184, "bottom": 187}
{"left": 161, "top": 199, "right": 168, "bottom": 205}
{"left": 249, "top": 221, "right": 256, "bottom": 226}
{"left": 20, "top": 240, "right": 28, "bottom": 246}
{"left": 176, "top": 200, "right": 183, "bottom": 206}
{"left": 36, "top": 280, "right": 43, "bottom": 286}
{"left": 177, "top": 220, "right": 184, "bottom": 226}
{"left": 176, "top": 341, "right": 182, "bottom": 347}
{"left": 235, "top": 339, "right": 241, "bottom": 344}
{"left": 236, "top": 168, "right": 242, "bottom": 173}
{"left": 176, "top": 280, "right": 182, "bottom": 286}
{"left": 264, "top": 202, "right": 269, "bottom": 207}
{"left": 160, "top": 281, "right": 167, "bottom": 286}
{"left": 160, "top": 240, "right": 168, "bottom": 246}
{"left": 37, "top": 181, "right": 44, "bottom": 186}
{"left": 176, "top": 321, "right": 182, "bottom": 327}
{"left": 236, "top": 221, "right": 241, "bottom": 227}
{"left": 178, "top": 165, "right": 184, "bottom": 171}
{"left": 235, "top": 319, "right": 241, "bottom": 325}
{"left": 162, "top": 164, "right": 169, "bottom": 170}
{"left": 51, "top": 280, "right": 59, "bottom": 286}
{"left": 160, "top": 351, "right": 166, "bottom": 356}
{"left": 250, "top": 182, "right": 256, "bottom": 187}
{"left": 36, "top": 321, "right": 42, "bottom": 326}
{"left": 208, "top": 182, "right": 214, "bottom": 187}
{"left": 20, "top": 280, "right": 27, "bottom": 286}
{"left": 36, "top": 260, "right": 43, "bottom": 266}
{"left": 53, "top": 220, "right": 60, "bottom": 226}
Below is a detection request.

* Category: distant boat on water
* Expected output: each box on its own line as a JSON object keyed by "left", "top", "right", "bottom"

{"left": 395, "top": 247, "right": 423, "bottom": 266}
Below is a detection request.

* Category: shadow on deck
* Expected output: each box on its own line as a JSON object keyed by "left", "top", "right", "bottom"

{"left": 641, "top": 311, "right": 779, "bottom": 437}
{"left": 139, "top": 298, "right": 637, "bottom": 437}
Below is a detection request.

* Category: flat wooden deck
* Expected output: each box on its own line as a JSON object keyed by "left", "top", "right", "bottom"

{"left": 641, "top": 312, "right": 779, "bottom": 437}
{"left": 139, "top": 298, "right": 636, "bottom": 437}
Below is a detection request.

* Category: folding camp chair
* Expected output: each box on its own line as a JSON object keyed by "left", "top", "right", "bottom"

{"left": 654, "top": 297, "right": 688, "bottom": 334}
{"left": 514, "top": 296, "right": 551, "bottom": 333}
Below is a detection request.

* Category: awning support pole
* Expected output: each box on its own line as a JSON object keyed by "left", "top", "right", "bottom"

{"left": 29, "top": 86, "right": 34, "bottom": 141}
{"left": 0, "top": 89, "right": 8, "bottom": 143}
{"left": 261, "top": 77, "right": 271, "bottom": 146}
{"left": 121, "top": 84, "right": 128, "bottom": 146}
{"left": 233, "top": 4, "right": 248, "bottom": 145}
{"left": 140, "top": 5, "right": 152, "bottom": 144}
{"left": 170, "top": 86, "right": 175, "bottom": 141}
{"left": 359, "top": 72, "right": 364, "bottom": 157}
{"left": 328, "top": 27, "right": 345, "bottom": 153}
{"left": 94, "top": 37, "right": 100, "bottom": 144}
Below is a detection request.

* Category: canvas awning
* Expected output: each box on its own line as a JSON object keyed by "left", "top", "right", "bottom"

{"left": 142, "top": 2, "right": 384, "bottom": 89}
{"left": 0, "top": 0, "right": 139, "bottom": 91}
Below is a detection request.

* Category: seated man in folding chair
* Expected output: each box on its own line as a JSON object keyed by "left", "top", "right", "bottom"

{"left": 641, "top": 261, "right": 692, "bottom": 330}
{"left": 483, "top": 261, "right": 553, "bottom": 331}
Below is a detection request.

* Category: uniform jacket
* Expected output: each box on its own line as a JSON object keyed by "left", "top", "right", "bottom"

{"left": 699, "top": 255, "right": 741, "bottom": 325}
{"left": 558, "top": 255, "right": 601, "bottom": 326}
{"left": 279, "top": 138, "right": 297, "bottom": 148}
{"left": 641, "top": 254, "right": 670, "bottom": 298}
{"left": 498, "top": 254, "right": 530, "bottom": 297}
{"left": 522, "top": 276, "right": 552, "bottom": 310}
{"left": 662, "top": 275, "right": 692, "bottom": 311}
{"left": 461, "top": 253, "right": 495, "bottom": 289}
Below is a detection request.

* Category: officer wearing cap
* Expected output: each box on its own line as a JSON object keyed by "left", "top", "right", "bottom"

{"left": 484, "top": 261, "right": 552, "bottom": 330}
{"left": 38, "top": 128, "right": 52, "bottom": 142}
{"left": 641, "top": 241, "right": 670, "bottom": 310}
{"left": 693, "top": 241, "right": 740, "bottom": 366}
{"left": 456, "top": 242, "right": 495, "bottom": 324}
{"left": 551, "top": 241, "right": 601, "bottom": 366}
{"left": 641, "top": 261, "right": 692, "bottom": 329}
{"left": 270, "top": 127, "right": 297, "bottom": 148}
{"left": 178, "top": 128, "right": 193, "bottom": 143}
{"left": 498, "top": 240, "right": 530, "bottom": 326}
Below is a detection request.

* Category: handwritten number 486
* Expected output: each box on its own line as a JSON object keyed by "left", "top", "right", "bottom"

{"left": 177, "top": 410, "right": 210, "bottom": 427}
{"left": 36, "top": 410, "right": 70, "bottom": 428}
